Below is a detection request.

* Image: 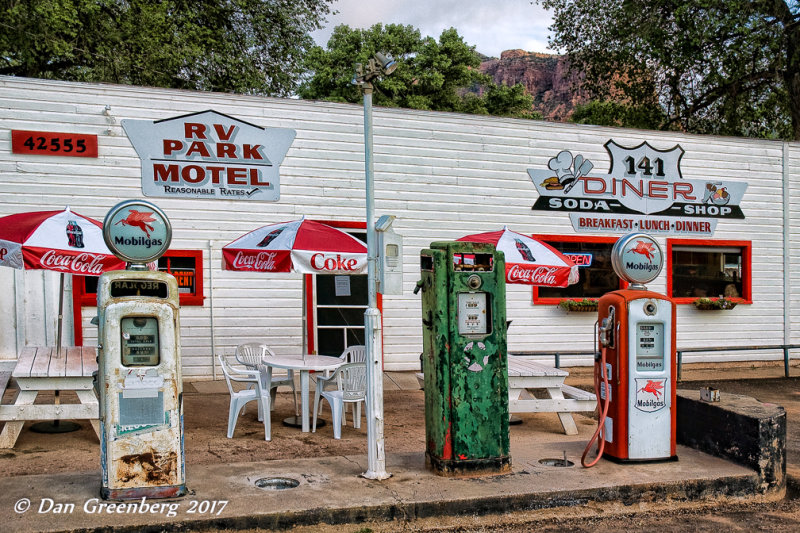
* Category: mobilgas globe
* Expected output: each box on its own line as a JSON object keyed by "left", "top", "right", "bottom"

{"left": 610, "top": 232, "right": 664, "bottom": 287}
{"left": 103, "top": 200, "right": 172, "bottom": 265}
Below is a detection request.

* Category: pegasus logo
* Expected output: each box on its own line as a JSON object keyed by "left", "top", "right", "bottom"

{"left": 115, "top": 210, "right": 157, "bottom": 237}
{"left": 627, "top": 240, "right": 656, "bottom": 262}
{"left": 638, "top": 379, "right": 664, "bottom": 400}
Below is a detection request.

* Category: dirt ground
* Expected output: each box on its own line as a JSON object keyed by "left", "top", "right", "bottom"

{"left": 2, "top": 375, "right": 799, "bottom": 531}
{"left": 0, "top": 387, "right": 430, "bottom": 477}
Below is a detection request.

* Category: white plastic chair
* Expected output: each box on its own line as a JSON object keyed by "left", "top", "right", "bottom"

{"left": 312, "top": 362, "right": 366, "bottom": 439}
{"left": 316, "top": 345, "right": 366, "bottom": 389}
{"left": 218, "top": 354, "right": 271, "bottom": 441}
{"left": 235, "top": 342, "right": 299, "bottom": 416}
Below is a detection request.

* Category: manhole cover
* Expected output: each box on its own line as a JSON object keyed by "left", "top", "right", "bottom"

{"left": 538, "top": 458, "right": 574, "bottom": 467}
{"left": 254, "top": 477, "right": 300, "bottom": 490}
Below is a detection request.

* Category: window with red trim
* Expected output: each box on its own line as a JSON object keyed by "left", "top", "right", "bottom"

{"left": 532, "top": 235, "right": 625, "bottom": 304}
{"left": 667, "top": 239, "right": 751, "bottom": 304}
{"left": 74, "top": 249, "right": 204, "bottom": 306}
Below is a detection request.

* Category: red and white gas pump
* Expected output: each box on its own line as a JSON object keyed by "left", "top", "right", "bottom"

{"left": 582, "top": 233, "right": 677, "bottom": 467}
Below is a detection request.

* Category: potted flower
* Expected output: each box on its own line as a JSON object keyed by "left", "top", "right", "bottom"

{"left": 558, "top": 298, "right": 599, "bottom": 312}
{"left": 693, "top": 297, "right": 737, "bottom": 310}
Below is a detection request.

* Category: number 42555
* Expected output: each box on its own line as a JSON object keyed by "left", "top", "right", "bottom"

{"left": 11, "top": 130, "right": 98, "bottom": 158}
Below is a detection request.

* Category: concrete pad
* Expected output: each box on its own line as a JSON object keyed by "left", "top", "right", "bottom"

{"left": 1, "top": 370, "right": 791, "bottom": 532}
{"left": 0, "top": 434, "right": 760, "bottom": 532}
{"left": 384, "top": 371, "right": 421, "bottom": 391}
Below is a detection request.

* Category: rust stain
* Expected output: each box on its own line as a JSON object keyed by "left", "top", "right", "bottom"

{"left": 116, "top": 449, "right": 177, "bottom": 486}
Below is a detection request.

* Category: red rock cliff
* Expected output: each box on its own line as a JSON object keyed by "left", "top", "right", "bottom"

{"left": 479, "top": 49, "right": 588, "bottom": 121}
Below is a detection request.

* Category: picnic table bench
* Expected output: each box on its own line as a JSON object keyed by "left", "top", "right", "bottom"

{"left": 0, "top": 346, "right": 100, "bottom": 448}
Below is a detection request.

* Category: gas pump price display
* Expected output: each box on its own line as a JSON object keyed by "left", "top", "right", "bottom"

{"left": 457, "top": 292, "right": 490, "bottom": 335}
{"left": 635, "top": 323, "right": 664, "bottom": 371}
{"left": 120, "top": 316, "right": 160, "bottom": 366}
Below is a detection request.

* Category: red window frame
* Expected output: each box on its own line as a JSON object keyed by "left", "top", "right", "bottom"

{"left": 532, "top": 234, "right": 626, "bottom": 305}
{"left": 73, "top": 249, "right": 205, "bottom": 307}
{"left": 666, "top": 238, "right": 752, "bottom": 304}
{"left": 72, "top": 249, "right": 204, "bottom": 345}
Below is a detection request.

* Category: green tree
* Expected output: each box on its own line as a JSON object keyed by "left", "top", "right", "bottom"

{"left": 539, "top": 0, "right": 800, "bottom": 140}
{"left": 571, "top": 100, "right": 666, "bottom": 130}
{"left": 299, "top": 23, "right": 538, "bottom": 118}
{"left": 0, "top": 0, "right": 333, "bottom": 96}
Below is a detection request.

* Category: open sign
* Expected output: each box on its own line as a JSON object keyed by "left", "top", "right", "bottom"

{"left": 564, "top": 252, "right": 593, "bottom": 267}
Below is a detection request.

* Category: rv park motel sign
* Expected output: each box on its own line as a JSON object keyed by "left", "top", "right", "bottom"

{"left": 527, "top": 140, "right": 747, "bottom": 236}
{"left": 123, "top": 110, "right": 296, "bottom": 202}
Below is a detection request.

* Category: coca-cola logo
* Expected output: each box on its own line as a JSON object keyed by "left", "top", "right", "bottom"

{"left": 507, "top": 264, "right": 558, "bottom": 285}
{"left": 310, "top": 253, "right": 358, "bottom": 272}
{"left": 232, "top": 251, "right": 278, "bottom": 271}
{"left": 40, "top": 250, "right": 105, "bottom": 274}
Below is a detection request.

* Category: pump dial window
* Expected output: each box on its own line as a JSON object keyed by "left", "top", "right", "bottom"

{"left": 120, "top": 316, "right": 160, "bottom": 366}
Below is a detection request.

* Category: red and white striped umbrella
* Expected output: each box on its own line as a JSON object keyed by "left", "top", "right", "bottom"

{"left": 0, "top": 207, "right": 125, "bottom": 351}
{"left": 457, "top": 227, "right": 579, "bottom": 287}
{"left": 222, "top": 218, "right": 367, "bottom": 275}
{"left": 0, "top": 207, "right": 125, "bottom": 275}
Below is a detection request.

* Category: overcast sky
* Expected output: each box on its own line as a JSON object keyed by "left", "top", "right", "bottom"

{"left": 311, "top": 0, "right": 554, "bottom": 58}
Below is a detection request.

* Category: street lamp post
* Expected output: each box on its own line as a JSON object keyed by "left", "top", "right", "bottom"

{"left": 354, "top": 53, "right": 396, "bottom": 480}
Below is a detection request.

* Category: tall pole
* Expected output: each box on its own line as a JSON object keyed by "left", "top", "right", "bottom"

{"left": 361, "top": 83, "right": 390, "bottom": 480}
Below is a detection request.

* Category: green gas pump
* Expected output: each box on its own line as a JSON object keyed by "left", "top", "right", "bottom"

{"left": 417, "top": 241, "right": 510, "bottom": 475}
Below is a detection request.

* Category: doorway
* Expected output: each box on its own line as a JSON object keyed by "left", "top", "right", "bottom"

{"left": 304, "top": 226, "right": 375, "bottom": 356}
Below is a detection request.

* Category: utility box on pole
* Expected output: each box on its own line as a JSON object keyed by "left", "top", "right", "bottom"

{"left": 417, "top": 241, "right": 510, "bottom": 476}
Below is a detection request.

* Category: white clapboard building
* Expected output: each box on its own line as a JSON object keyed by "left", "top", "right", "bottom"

{"left": 1, "top": 76, "right": 798, "bottom": 379}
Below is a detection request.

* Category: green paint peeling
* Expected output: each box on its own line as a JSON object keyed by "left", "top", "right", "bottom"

{"left": 418, "top": 241, "right": 510, "bottom": 475}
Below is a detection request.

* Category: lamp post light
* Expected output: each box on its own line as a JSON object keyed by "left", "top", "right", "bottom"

{"left": 354, "top": 52, "right": 396, "bottom": 480}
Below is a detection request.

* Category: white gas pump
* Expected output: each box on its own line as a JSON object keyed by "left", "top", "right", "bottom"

{"left": 582, "top": 233, "right": 677, "bottom": 467}
{"left": 96, "top": 200, "right": 186, "bottom": 500}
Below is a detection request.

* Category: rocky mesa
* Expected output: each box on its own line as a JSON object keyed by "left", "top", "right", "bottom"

{"left": 480, "top": 49, "right": 589, "bottom": 121}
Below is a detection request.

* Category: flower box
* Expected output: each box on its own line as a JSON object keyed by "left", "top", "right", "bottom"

{"left": 558, "top": 299, "right": 599, "bottom": 312}
{"left": 693, "top": 297, "right": 737, "bottom": 310}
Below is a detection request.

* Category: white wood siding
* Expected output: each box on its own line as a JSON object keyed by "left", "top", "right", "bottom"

{"left": 1, "top": 76, "right": 798, "bottom": 377}
{"left": 788, "top": 143, "right": 800, "bottom": 350}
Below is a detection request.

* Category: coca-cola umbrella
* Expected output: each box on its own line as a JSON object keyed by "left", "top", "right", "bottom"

{"left": 222, "top": 218, "right": 368, "bottom": 427}
{"left": 222, "top": 218, "right": 367, "bottom": 274}
{"left": 0, "top": 207, "right": 125, "bottom": 433}
{"left": 0, "top": 207, "right": 126, "bottom": 351}
{"left": 456, "top": 227, "right": 579, "bottom": 287}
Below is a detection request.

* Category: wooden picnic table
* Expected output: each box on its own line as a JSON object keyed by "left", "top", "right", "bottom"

{"left": 0, "top": 346, "right": 100, "bottom": 448}
{"left": 507, "top": 357, "right": 596, "bottom": 435}
{"left": 416, "top": 356, "right": 597, "bottom": 436}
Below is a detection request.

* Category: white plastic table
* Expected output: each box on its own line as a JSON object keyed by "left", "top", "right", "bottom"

{"left": 0, "top": 346, "right": 100, "bottom": 448}
{"left": 261, "top": 355, "right": 343, "bottom": 432}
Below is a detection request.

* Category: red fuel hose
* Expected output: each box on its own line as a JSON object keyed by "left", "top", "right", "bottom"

{"left": 581, "top": 346, "right": 611, "bottom": 468}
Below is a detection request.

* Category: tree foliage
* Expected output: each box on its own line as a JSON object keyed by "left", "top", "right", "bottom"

{"left": 298, "top": 24, "right": 539, "bottom": 119}
{"left": 571, "top": 101, "right": 667, "bottom": 130}
{"left": 0, "top": 0, "right": 333, "bottom": 96}
{"left": 540, "top": 0, "right": 800, "bottom": 140}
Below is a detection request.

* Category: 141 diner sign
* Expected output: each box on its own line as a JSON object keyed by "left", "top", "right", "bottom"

{"left": 122, "top": 110, "right": 295, "bottom": 201}
{"left": 527, "top": 140, "right": 747, "bottom": 236}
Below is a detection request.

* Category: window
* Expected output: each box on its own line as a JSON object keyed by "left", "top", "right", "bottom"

{"left": 532, "top": 235, "right": 624, "bottom": 304}
{"left": 667, "top": 239, "right": 751, "bottom": 304}
{"left": 74, "top": 249, "right": 204, "bottom": 306}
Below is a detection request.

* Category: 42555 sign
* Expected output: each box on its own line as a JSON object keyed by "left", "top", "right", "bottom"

{"left": 12, "top": 130, "right": 98, "bottom": 158}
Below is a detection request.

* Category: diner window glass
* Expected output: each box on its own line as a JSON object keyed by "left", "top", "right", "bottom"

{"left": 532, "top": 235, "right": 624, "bottom": 304}
{"left": 667, "top": 239, "right": 751, "bottom": 304}
{"left": 74, "top": 249, "right": 204, "bottom": 306}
